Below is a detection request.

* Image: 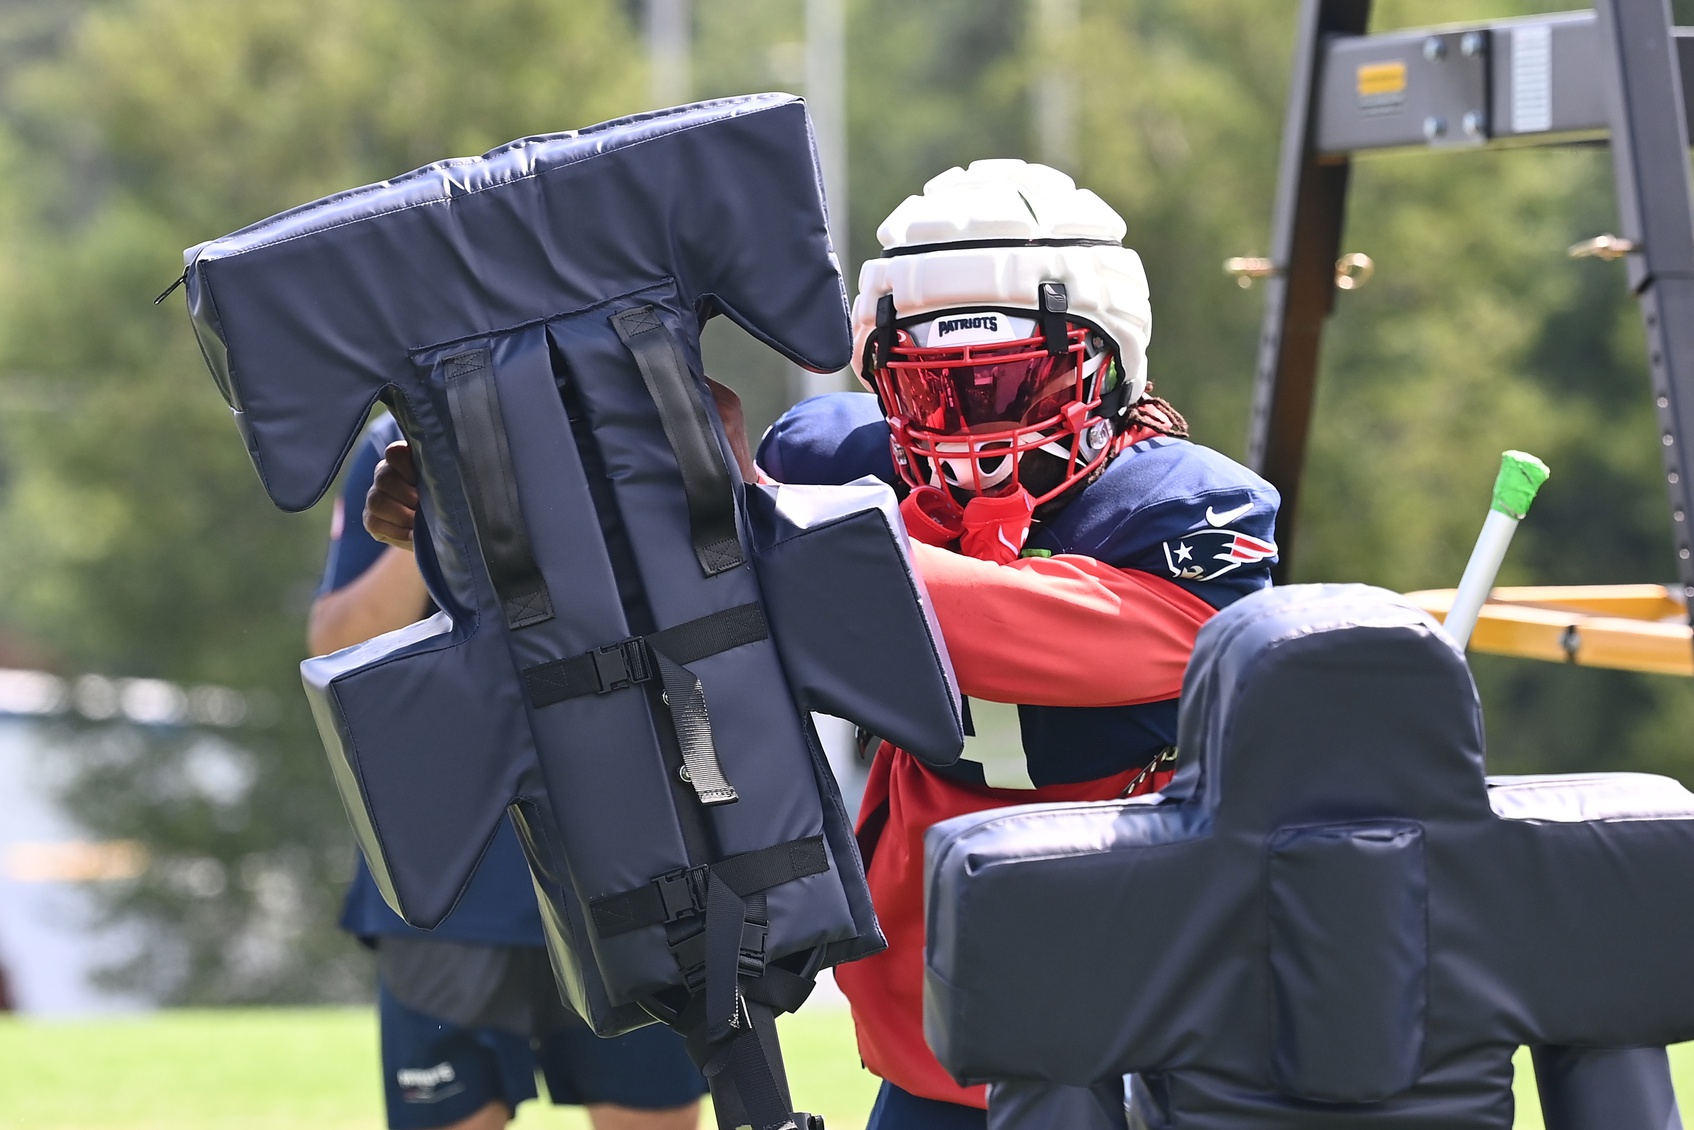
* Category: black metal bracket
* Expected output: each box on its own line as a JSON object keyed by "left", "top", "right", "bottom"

{"left": 1245, "top": 0, "right": 1694, "bottom": 651}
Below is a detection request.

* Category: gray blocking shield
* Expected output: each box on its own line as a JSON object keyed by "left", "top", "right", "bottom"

{"left": 927, "top": 584, "right": 1694, "bottom": 1129}
{"left": 182, "top": 95, "right": 962, "bottom": 1130}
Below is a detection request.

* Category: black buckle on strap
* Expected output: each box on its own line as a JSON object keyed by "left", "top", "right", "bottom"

{"left": 737, "top": 920, "right": 769, "bottom": 978}
{"left": 589, "top": 835, "right": 830, "bottom": 939}
{"left": 524, "top": 603, "right": 768, "bottom": 711}
{"left": 669, "top": 918, "right": 770, "bottom": 992}
{"left": 591, "top": 638, "right": 651, "bottom": 694}
{"left": 656, "top": 867, "right": 708, "bottom": 923}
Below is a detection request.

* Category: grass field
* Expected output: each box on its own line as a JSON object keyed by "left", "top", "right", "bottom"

{"left": 1, "top": 1005, "right": 1690, "bottom": 1128}
{"left": 0, "top": 1004, "right": 879, "bottom": 1130}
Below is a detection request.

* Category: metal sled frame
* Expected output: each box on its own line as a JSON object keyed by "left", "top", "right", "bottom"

{"left": 1245, "top": 0, "right": 1694, "bottom": 674}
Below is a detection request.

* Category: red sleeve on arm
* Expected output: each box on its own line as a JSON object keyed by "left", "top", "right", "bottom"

{"left": 911, "top": 542, "right": 1217, "bottom": 708}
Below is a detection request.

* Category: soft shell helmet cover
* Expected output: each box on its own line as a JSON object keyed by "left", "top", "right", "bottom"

{"left": 851, "top": 160, "right": 1153, "bottom": 504}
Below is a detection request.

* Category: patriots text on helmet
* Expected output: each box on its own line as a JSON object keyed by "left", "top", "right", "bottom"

{"left": 935, "top": 315, "right": 1001, "bottom": 337}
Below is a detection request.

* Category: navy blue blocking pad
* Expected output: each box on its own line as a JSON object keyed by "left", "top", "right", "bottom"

{"left": 187, "top": 96, "right": 855, "bottom": 515}
{"left": 754, "top": 392, "right": 1278, "bottom": 794}
{"left": 184, "top": 95, "right": 964, "bottom": 1130}
{"left": 926, "top": 584, "right": 1694, "bottom": 1129}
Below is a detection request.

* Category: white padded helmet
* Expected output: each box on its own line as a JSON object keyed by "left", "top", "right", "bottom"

{"left": 851, "top": 159, "right": 1152, "bottom": 404}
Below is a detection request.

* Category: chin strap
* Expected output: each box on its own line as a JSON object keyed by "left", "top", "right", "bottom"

{"left": 873, "top": 293, "right": 899, "bottom": 373}
{"left": 1039, "top": 281, "right": 1069, "bottom": 356}
{"left": 1098, "top": 365, "right": 1137, "bottom": 435}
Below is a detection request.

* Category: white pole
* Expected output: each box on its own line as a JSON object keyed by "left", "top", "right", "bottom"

{"left": 1031, "top": 0, "right": 1078, "bottom": 170}
{"left": 803, "top": 0, "right": 863, "bottom": 812}
{"left": 648, "top": 0, "right": 692, "bottom": 109}
{"left": 795, "top": 0, "right": 851, "bottom": 405}
{"left": 805, "top": 0, "right": 848, "bottom": 264}
{"left": 1443, "top": 510, "right": 1521, "bottom": 651}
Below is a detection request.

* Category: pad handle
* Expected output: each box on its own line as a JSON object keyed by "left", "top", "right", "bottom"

{"left": 442, "top": 348, "right": 556, "bottom": 629}
{"left": 612, "top": 306, "right": 746, "bottom": 576}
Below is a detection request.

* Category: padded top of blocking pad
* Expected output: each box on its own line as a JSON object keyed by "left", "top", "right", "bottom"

{"left": 184, "top": 94, "right": 851, "bottom": 512}
{"left": 1164, "top": 582, "right": 1492, "bottom": 832}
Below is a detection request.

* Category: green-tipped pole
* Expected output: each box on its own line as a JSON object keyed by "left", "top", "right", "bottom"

{"left": 1443, "top": 451, "right": 1551, "bottom": 650}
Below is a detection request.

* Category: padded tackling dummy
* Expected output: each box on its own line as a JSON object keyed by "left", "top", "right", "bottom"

{"left": 925, "top": 584, "right": 1694, "bottom": 1130}
{"left": 181, "top": 95, "right": 964, "bottom": 1130}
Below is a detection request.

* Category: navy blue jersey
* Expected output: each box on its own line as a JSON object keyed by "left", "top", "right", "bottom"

{"left": 1028, "top": 435, "right": 1280, "bottom": 607}
{"left": 325, "top": 415, "right": 546, "bottom": 946}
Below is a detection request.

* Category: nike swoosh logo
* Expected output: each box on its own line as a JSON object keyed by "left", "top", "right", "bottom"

{"left": 1205, "top": 501, "right": 1255, "bottom": 527}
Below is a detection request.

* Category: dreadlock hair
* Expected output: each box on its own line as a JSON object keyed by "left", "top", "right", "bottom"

{"left": 1123, "top": 378, "right": 1189, "bottom": 439}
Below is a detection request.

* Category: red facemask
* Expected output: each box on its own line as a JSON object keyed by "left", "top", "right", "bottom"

{"left": 872, "top": 322, "right": 1119, "bottom": 506}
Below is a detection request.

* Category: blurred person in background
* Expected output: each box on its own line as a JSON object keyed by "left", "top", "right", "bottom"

{"left": 309, "top": 412, "right": 706, "bottom": 1130}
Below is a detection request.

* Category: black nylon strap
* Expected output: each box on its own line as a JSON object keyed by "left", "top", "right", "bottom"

{"left": 873, "top": 293, "right": 898, "bottom": 371}
{"left": 522, "top": 603, "right": 767, "bottom": 708}
{"left": 589, "top": 835, "right": 829, "bottom": 938}
{"left": 650, "top": 602, "right": 767, "bottom": 668}
{"left": 610, "top": 306, "right": 746, "bottom": 576}
{"left": 726, "top": 1004, "right": 799, "bottom": 1130}
{"left": 697, "top": 998, "right": 805, "bottom": 1130}
{"left": 442, "top": 349, "right": 554, "bottom": 629}
{"left": 714, "top": 838, "right": 827, "bottom": 899}
{"left": 745, "top": 966, "right": 815, "bottom": 1016}
{"left": 704, "top": 871, "right": 745, "bottom": 1041}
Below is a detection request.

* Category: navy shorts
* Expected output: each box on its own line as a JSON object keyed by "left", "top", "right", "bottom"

{"left": 375, "top": 940, "right": 705, "bottom": 1129}
{"left": 865, "top": 1082, "right": 986, "bottom": 1130}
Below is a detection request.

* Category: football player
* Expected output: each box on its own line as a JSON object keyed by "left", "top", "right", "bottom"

{"left": 756, "top": 159, "right": 1280, "bottom": 1129}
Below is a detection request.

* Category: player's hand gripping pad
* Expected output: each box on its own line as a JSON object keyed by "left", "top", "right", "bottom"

{"left": 185, "top": 98, "right": 964, "bottom": 1062}
{"left": 925, "top": 584, "right": 1694, "bottom": 1129}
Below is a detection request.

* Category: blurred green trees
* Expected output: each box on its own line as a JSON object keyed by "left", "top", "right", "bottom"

{"left": 0, "top": 0, "right": 1686, "bottom": 1002}
{"left": 0, "top": 0, "right": 647, "bottom": 1002}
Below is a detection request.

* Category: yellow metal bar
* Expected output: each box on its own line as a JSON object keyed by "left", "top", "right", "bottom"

{"left": 1466, "top": 584, "right": 1683, "bottom": 620}
{"left": 1404, "top": 585, "right": 1694, "bottom": 677}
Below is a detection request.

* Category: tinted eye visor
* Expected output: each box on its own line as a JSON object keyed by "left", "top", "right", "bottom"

{"left": 878, "top": 327, "right": 1090, "bottom": 434}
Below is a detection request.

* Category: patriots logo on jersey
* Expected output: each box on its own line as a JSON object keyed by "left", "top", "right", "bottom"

{"left": 1162, "top": 528, "right": 1278, "bottom": 582}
